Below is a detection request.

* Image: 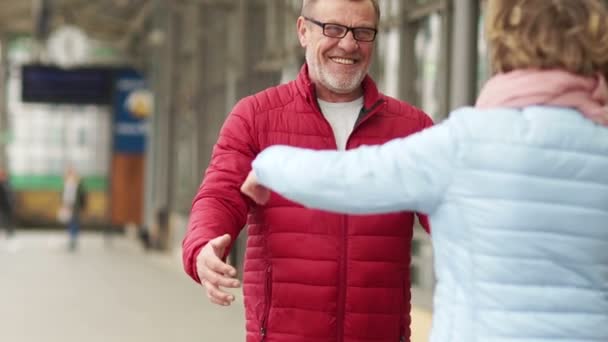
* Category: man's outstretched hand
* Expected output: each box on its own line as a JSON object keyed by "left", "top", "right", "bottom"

{"left": 196, "top": 234, "right": 240, "bottom": 306}
{"left": 240, "top": 170, "right": 271, "bottom": 205}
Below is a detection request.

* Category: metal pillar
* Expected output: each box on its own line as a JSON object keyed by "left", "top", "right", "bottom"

{"left": 448, "top": 0, "right": 478, "bottom": 110}
{"left": 226, "top": 0, "right": 246, "bottom": 111}
{"left": 194, "top": 4, "right": 208, "bottom": 177}
{"left": 144, "top": 0, "right": 176, "bottom": 231}
{"left": 180, "top": 1, "right": 203, "bottom": 214}
{"left": 437, "top": 3, "right": 453, "bottom": 121}
{"left": 0, "top": 37, "right": 8, "bottom": 169}
{"left": 398, "top": 0, "right": 420, "bottom": 106}
{"left": 279, "top": 1, "right": 302, "bottom": 84}
{"left": 228, "top": 0, "right": 248, "bottom": 271}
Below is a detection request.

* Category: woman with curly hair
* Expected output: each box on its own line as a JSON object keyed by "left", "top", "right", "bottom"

{"left": 241, "top": 0, "right": 608, "bottom": 340}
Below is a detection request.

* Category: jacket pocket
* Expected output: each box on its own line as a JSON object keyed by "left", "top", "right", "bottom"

{"left": 260, "top": 265, "right": 273, "bottom": 341}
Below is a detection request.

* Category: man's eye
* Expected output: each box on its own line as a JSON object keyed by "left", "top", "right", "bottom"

{"left": 324, "top": 25, "right": 346, "bottom": 37}
{"left": 355, "top": 29, "right": 375, "bottom": 41}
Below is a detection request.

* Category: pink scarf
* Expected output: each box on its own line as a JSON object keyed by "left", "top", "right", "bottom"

{"left": 476, "top": 70, "right": 608, "bottom": 126}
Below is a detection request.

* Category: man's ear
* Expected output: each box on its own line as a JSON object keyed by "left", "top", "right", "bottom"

{"left": 296, "top": 16, "right": 308, "bottom": 48}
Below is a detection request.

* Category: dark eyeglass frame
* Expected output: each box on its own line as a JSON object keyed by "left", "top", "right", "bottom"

{"left": 303, "top": 16, "right": 378, "bottom": 42}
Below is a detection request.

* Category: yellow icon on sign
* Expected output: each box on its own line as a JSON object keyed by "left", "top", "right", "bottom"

{"left": 126, "top": 90, "right": 153, "bottom": 119}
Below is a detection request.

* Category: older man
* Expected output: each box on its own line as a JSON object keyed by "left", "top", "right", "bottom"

{"left": 182, "top": 1, "right": 433, "bottom": 341}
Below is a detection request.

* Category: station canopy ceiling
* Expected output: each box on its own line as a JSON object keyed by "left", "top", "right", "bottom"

{"left": 0, "top": 0, "right": 154, "bottom": 47}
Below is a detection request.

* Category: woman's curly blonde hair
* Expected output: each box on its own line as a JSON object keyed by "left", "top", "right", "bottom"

{"left": 486, "top": 0, "right": 608, "bottom": 78}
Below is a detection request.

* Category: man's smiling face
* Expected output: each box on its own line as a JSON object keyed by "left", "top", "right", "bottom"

{"left": 297, "top": 0, "right": 377, "bottom": 101}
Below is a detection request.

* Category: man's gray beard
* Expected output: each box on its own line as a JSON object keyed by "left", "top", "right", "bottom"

{"left": 307, "top": 54, "right": 366, "bottom": 95}
{"left": 319, "top": 68, "right": 365, "bottom": 94}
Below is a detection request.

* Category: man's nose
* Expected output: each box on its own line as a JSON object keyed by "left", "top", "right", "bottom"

{"left": 338, "top": 30, "right": 359, "bottom": 51}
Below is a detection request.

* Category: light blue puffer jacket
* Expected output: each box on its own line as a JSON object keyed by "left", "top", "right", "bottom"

{"left": 252, "top": 106, "right": 608, "bottom": 342}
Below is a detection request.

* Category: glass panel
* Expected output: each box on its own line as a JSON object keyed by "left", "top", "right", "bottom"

{"left": 173, "top": 113, "right": 197, "bottom": 214}
{"left": 414, "top": 13, "right": 443, "bottom": 121}
{"left": 411, "top": 11, "right": 443, "bottom": 300}
{"left": 6, "top": 38, "right": 111, "bottom": 190}
{"left": 477, "top": 0, "right": 491, "bottom": 94}
{"left": 170, "top": 13, "right": 199, "bottom": 215}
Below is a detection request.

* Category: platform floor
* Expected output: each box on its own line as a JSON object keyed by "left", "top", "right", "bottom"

{"left": 0, "top": 231, "right": 431, "bottom": 342}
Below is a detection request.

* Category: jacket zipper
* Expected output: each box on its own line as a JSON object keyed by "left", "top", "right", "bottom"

{"left": 309, "top": 96, "right": 385, "bottom": 151}
{"left": 353, "top": 99, "right": 385, "bottom": 130}
{"left": 260, "top": 265, "right": 273, "bottom": 341}
{"left": 337, "top": 101, "right": 383, "bottom": 341}
{"left": 345, "top": 99, "right": 385, "bottom": 149}
{"left": 337, "top": 215, "right": 348, "bottom": 342}
{"left": 399, "top": 274, "right": 407, "bottom": 342}
{"left": 306, "top": 95, "right": 384, "bottom": 341}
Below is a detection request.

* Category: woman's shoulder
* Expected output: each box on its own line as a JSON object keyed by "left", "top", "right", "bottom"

{"left": 442, "top": 107, "right": 520, "bottom": 138}
{"left": 445, "top": 106, "right": 608, "bottom": 151}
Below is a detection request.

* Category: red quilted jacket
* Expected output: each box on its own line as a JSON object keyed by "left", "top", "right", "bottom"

{"left": 183, "top": 65, "right": 433, "bottom": 342}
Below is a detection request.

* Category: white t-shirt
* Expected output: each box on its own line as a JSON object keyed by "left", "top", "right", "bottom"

{"left": 318, "top": 97, "right": 363, "bottom": 150}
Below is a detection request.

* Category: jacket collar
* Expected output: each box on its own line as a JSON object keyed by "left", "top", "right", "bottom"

{"left": 295, "top": 64, "right": 383, "bottom": 110}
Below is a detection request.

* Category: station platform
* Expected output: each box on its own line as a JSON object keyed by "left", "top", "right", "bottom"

{"left": 0, "top": 231, "right": 432, "bottom": 342}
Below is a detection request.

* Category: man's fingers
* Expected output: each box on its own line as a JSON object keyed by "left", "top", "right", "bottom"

{"left": 202, "top": 266, "right": 241, "bottom": 288}
{"left": 209, "top": 296, "right": 231, "bottom": 307}
{"left": 203, "top": 280, "right": 236, "bottom": 305}
{"left": 205, "top": 253, "right": 238, "bottom": 277}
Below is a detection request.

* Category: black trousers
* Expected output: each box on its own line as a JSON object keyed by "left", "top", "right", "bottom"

{"left": 0, "top": 212, "right": 14, "bottom": 236}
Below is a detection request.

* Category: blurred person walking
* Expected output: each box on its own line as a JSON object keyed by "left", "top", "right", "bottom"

{"left": 61, "top": 166, "right": 87, "bottom": 251}
{"left": 242, "top": 0, "right": 608, "bottom": 341}
{"left": 182, "top": 0, "right": 434, "bottom": 341}
{"left": 0, "top": 168, "right": 15, "bottom": 239}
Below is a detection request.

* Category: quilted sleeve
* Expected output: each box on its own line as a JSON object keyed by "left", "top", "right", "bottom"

{"left": 182, "top": 97, "right": 258, "bottom": 283}
{"left": 252, "top": 119, "right": 456, "bottom": 215}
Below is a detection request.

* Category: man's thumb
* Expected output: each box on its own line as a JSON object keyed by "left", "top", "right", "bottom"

{"left": 212, "top": 234, "right": 231, "bottom": 248}
{"left": 210, "top": 234, "right": 231, "bottom": 256}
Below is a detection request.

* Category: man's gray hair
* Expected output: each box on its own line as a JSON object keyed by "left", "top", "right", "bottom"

{"left": 301, "top": 0, "right": 381, "bottom": 24}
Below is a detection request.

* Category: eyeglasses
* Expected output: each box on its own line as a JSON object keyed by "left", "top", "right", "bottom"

{"left": 303, "top": 16, "right": 377, "bottom": 42}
